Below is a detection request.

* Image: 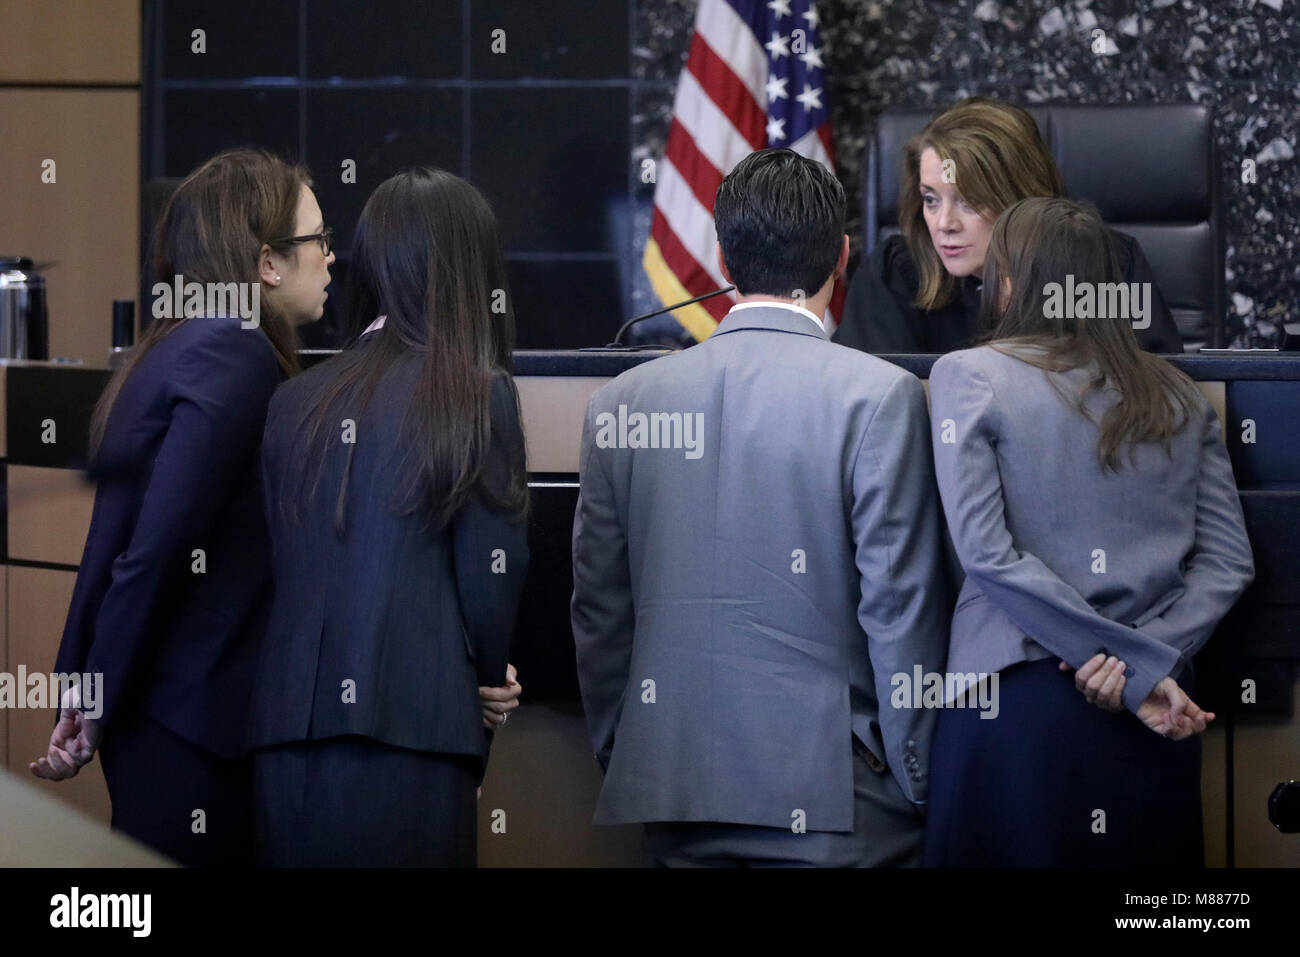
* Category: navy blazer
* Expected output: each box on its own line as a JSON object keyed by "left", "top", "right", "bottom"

{"left": 55, "top": 317, "right": 284, "bottom": 759}
{"left": 248, "top": 331, "right": 529, "bottom": 764}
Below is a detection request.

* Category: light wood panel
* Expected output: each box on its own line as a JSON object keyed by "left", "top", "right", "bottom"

{"left": 0, "top": 89, "right": 139, "bottom": 364}
{"left": 5, "top": 564, "right": 111, "bottom": 825}
{"left": 7, "top": 465, "right": 95, "bottom": 566}
{"left": 0, "top": 0, "right": 139, "bottom": 84}
{"left": 516, "top": 375, "right": 611, "bottom": 473}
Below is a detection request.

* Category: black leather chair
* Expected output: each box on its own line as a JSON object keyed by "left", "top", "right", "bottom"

{"left": 864, "top": 103, "right": 1223, "bottom": 350}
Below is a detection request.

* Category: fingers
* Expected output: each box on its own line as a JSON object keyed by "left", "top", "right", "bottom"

{"left": 505, "top": 663, "right": 517, "bottom": 684}
{"left": 1095, "top": 660, "right": 1126, "bottom": 712}
{"left": 481, "top": 697, "right": 519, "bottom": 717}
{"left": 70, "top": 731, "right": 99, "bottom": 764}
{"left": 1073, "top": 653, "right": 1108, "bottom": 694}
{"left": 478, "top": 683, "right": 519, "bottom": 702}
{"left": 32, "top": 745, "right": 80, "bottom": 779}
{"left": 1180, "top": 696, "right": 1214, "bottom": 734}
{"left": 1080, "top": 656, "right": 1119, "bottom": 703}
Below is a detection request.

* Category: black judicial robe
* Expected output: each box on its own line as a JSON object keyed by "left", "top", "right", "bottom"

{"left": 832, "top": 231, "right": 1185, "bottom": 355}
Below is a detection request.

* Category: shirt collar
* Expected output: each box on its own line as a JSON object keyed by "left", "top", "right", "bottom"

{"left": 726, "top": 300, "right": 826, "bottom": 334}
{"left": 362, "top": 314, "right": 386, "bottom": 336}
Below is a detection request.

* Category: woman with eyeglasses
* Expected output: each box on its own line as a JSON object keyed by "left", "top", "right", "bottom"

{"left": 31, "top": 148, "right": 333, "bottom": 865}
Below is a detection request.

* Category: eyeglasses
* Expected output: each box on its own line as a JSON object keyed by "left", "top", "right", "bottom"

{"left": 272, "top": 227, "right": 333, "bottom": 257}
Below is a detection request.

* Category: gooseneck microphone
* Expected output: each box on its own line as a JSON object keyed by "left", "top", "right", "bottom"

{"left": 595, "top": 286, "right": 736, "bottom": 350}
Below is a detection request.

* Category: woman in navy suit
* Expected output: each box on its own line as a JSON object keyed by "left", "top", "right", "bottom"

{"left": 31, "top": 148, "right": 333, "bottom": 865}
{"left": 923, "top": 198, "right": 1254, "bottom": 866}
{"left": 249, "top": 168, "right": 530, "bottom": 867}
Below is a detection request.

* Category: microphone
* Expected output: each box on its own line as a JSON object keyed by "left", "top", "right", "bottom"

{"left": 586, "top": 286, "right": 735, "bottom": 350}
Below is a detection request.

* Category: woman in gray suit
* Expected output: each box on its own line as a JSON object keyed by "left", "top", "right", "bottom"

{"left": 923, "top": 197, "right": 1254, "bottom": 866}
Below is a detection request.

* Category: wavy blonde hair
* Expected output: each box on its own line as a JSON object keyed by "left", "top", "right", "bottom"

{"left": 899, "top": 97, "right": 1066, "bottom": 311}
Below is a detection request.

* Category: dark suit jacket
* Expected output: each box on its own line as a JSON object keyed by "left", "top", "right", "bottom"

{"left": 248, "top": 330, "right": 529, "bottom": 765}
{"left": 833, "top": 231, "right": 1184, "bottom": 354}
{"left": 55, "top": 317, "right": 284, "bottom": 759}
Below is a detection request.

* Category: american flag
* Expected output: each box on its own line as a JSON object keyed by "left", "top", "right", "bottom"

{"left": 643, "top": 0, "right": 844, "bottom": 342}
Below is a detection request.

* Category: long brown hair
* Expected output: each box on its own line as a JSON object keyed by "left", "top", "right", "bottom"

{"left": 89, "top": 147, "right": 307, "bottom": 457}
{"left": 899, "top": 97, "right": 1066, "bottom": 311}
{"left": 980, "top": 197, "right": 1199, "bottom": 472}
{"left": 289, "top": 167, "right": 527, "bottom": 534}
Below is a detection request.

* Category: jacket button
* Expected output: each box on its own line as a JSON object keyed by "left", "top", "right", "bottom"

{"left": 1124, "top": 666, "right": 1135, "bottom": 678}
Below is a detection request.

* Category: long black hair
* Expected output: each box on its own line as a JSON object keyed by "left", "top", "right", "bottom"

{"left": 289, "top": 167, "right": 527, "bottom": 533}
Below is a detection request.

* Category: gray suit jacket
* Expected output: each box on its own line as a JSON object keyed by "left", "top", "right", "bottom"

{"left": 571, "top": 304, "right": 950, "bottom": 832}
{"left": 928, "top": 345, "right": 1255, "bottom": 713}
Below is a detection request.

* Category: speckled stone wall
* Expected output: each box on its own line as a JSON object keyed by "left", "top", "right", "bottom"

{"left": 633, "top": 0, "right": 1298, "bottom": 347}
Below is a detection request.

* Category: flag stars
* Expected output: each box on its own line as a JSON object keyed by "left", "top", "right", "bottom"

{"left": 766, "top": 116, "right": 788, "bottom": 143}
{"left": 765, "top": 32, "right": 790, "bottom": 59}
{"left": 766, "top": 75, "right": 789, "bottom": 102}
{"left": 767, "top": 0, "right": 793, "bottom": 17}
{"left": 796, "top": 84, "right": 823, "bottom": 112}
{"left": 799, "top": 45, "right": 824, "bottom": 71}
{"left": 802, "top": 6, "right": 821, "bottom": 29}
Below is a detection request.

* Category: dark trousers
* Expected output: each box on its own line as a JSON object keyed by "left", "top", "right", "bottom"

{"left": 642, "top": 738, "right": 924, "bottom": 866}
{"left": 253, "top": 735, "right": 480, "bottom": 867}
{"left": 923, "top": 657, "right": 1204, "bottom": 867}
{"left": 97, "top": 709, "right": 253, "bottom": 867}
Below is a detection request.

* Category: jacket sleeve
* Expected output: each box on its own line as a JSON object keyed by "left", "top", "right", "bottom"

{"left": 929, "top": 353, "right": 1186, "bottom": 714}
{"left": 570, "top": 391, "right": 635, "bottom": 771}
{"left": 54, "top": 483, "right": 135, "bottom": 687}
{"left": 833, "top": 238, "right": 924, "bottom": 354}
{"left": 850, "top": 373, "right": 951, "bottom": 805}
{"left": 1116, "top": 230, "right": 1184, "bottom": 354}
{"left": 82, "top": 328, "right": 280, "bottom": 732}
{"left": 451, "top": 371, "right": 530, "bottom": 689}
{"left": 1136, "top": 404, "right": 1255, "bottom": 657}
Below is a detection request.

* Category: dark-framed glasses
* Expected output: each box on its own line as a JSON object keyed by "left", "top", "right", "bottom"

{"left": 273, "top": 227, "right": 333, "bottom": 256}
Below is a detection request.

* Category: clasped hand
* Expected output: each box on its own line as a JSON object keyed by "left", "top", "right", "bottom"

{"left": 1059, "top": 654, "right": 1214, "bottom": 740}
{"left": 479, "top": 662, "right": 522, "bottom": 729}
{"left": 30, "top": 706, "right": 102, "bottom": 780}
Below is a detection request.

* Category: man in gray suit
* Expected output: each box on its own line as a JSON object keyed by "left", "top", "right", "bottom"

{"left": 570, "top": 149, "right": 950, "bottom": 866}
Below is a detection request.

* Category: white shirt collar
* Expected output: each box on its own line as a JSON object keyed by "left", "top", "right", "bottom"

{"left": 726, "top": 300, "right": 826, "bottom": 334}
{"left": 362, "top": 314, "right": 386, "bottom": 335}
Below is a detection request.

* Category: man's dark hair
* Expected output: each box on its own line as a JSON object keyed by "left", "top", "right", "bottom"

{"left": 713, "top": 148, "right": 845, "bottom": 298}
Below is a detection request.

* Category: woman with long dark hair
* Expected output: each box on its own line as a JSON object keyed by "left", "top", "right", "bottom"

{"left": 249, "top": 168, "right": 529, "bottom": 866}
{"left": 924, "top": 197, "right": 1254, "bottom": 866}
{"left": 833, "top": 97, "right": 1183, "bottom": 355}
{"left": 32, "top": 147, "right": 333, "bottom": 866}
